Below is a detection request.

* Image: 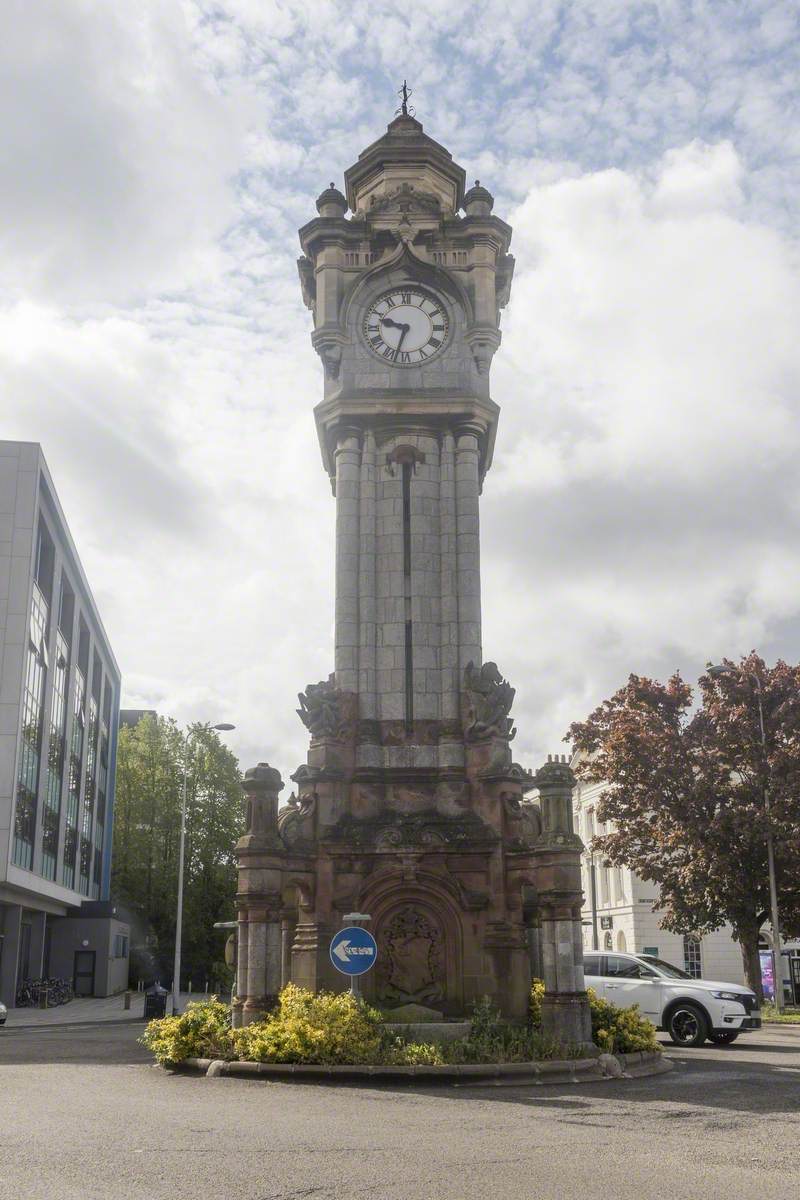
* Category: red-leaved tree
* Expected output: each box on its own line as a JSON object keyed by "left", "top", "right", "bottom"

{"left": 568, "top": 654, "right": 800, "bottom": 1000}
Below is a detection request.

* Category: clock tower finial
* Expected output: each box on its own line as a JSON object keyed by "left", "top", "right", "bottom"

{"left": 396, "top": 79, "right": 414, "bottom": 118}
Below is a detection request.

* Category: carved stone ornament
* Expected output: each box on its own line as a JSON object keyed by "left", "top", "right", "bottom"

{"left": 316, "top": 340, "right": 341, "bottom": 379}
{"left": 327, "top": 809, "right": 496, "bottom": 850}
{"left": 277, "top": 790, "right": 317, "bottom": 850}
{"left": 464, "top": 660, "right": 516, "bottom": 742}
{"left": 377, "top": 905, "right": 445, "bottom": 1006}
{"left": 501, "top": 791, "right": 542, "bottom": 848}
{"left": 369, "top": 181, "right": 441, "bottom": 216}
{"left": 297, "top": 674, "right": 347, "bottom": 739}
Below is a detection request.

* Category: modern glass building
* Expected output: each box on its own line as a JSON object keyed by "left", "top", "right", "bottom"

{"left": 0, "top": 442, "right": 123, "bottom": 1006}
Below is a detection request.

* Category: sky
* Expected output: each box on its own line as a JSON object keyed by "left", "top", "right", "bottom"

{"left": 2, "top": 0, "right": 799, "bottom": 787}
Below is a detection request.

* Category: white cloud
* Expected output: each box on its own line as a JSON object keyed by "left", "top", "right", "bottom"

{"left": 0, "top": 1, "right": 242, "bottom": 303}
{"left": 1, "top": 0, "right": 798, "bottom": 782}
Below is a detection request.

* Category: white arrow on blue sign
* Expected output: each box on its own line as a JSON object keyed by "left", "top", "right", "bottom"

{"left": 329, "top": 926, "right": 378, "bottom": 977}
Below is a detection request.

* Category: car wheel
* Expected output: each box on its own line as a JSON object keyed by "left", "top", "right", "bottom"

{"left": 709, "top": 1031, "right": 739, "bottom": 1045}
{"left": 667, "top": 1003, "right": 708, "bottom": 1047}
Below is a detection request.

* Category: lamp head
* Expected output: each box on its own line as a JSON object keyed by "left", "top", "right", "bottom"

{"left": 212, "top": 723, "right": 236, "bottom": 732}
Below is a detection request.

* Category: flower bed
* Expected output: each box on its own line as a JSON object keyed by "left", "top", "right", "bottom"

{"left": 140, "top": 981, "right": 659, "bottom": 1068}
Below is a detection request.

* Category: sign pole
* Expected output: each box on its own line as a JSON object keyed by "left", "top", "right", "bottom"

{"left": 330, "top": 913, "right": 376, "bottom": 1000}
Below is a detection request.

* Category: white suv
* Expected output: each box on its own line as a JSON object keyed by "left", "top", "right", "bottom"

{"left": 584, "top": 951, "right": 761, "bottom": 1047}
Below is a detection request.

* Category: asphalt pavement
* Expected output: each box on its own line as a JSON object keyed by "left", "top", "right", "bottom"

{"left": 0, "top": 1022, "right": 798, "bottom": 1200}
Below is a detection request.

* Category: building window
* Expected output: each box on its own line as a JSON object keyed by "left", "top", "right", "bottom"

{"left": 452, "top": 250, "right": 467, "bottom": 265}
{"left": 344, "top": 251, "right": 359, "bottom": 265}
{"left": 113, "top": 934, "right": 129, "bottom": 959}
{"left": 431, "top": 250, "right": 447, "bottom": 264}
{"left": 683, "top": 934, "right": 702, "bottom": 979}
{"left": 13, "top": 580, "right": 49, "bottom": 869}
{"left": 41, "top": 618, "right": 70, "bottom": 881}
{"left": 62, "top": 651, "right": 86, "bottom": 890}
{"left": 80, "top": 681, "right": 99, "bottom": 896}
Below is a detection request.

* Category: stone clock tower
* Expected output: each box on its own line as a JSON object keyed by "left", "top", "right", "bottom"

{"left": 234, "top": 103, "right": 591, "bottom": 1044}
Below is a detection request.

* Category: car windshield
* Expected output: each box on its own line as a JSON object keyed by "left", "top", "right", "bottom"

{"left": 638, "top": 955, "right": 692, "bottom": 979}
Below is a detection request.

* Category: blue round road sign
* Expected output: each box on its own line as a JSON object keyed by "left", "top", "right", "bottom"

{"left": 329, "top": 926, "right": 378, "bottom": 977}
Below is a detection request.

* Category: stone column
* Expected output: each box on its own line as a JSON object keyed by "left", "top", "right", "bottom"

{"left": 280, "top": 910, "right": 296, "bottom": 989}
{"left": 357, "top": 428, "right": 378, "bottom": 753}
{"left": 231, "top": 910, "right": 248, "bottom": 1027}
{"left": 439, "top": 430, "right": 459, "bottom": 722}
{"left": 334, "top": 429, "right": 361, "bottom": 694}
{"left": 235, "top": 763, "right": 286, "bottom": 1026}
{"left": 532, "top": 757, "right": 593, "bottom": 1046}
{"left": 454, "top": 426, "right": 482, "bottom": 671}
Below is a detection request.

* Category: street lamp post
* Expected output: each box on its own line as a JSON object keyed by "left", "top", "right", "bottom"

{"left": 707, "top": 663, "right": 784, "bottom": 1012}
{"left": 172, "top": 721, "right": 235, "bottom": 1016}
{"left": 589, "top": 851, "right": 599, "bottom": 952}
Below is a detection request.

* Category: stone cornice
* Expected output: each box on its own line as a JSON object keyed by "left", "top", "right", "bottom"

{"left": 314, "top": 393, "right": 500, "bottom": 484}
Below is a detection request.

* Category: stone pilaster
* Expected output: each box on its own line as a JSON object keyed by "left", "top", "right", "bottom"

{"left": 358, "top": 428, "right": 377, "bottom": 721}
{"left": 280, "top": 909, "right": 296, "bottom": 989}
{"left": 334, "top": 430, "right": 361, "bottom": 694}
{"left": 532, "top": 756, "right": 593, "bottom": 1046}
{"left": 455, "top": 426, "right": 482, "bottom": 671}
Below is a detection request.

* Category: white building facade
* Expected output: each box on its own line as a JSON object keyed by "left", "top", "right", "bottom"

{"left": 0, "top": 442, "right": 123, "bottom": 1006}
{"left": 574, "top": 776, "right": 796, "bottom": 1002}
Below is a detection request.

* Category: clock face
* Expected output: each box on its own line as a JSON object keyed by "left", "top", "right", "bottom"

{"left": 362, "top": 287, "right": 449, "bottom": 366}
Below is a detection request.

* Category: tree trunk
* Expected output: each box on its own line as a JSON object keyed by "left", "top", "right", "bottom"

{"left": 735, "top": 922, "right": 764, "bottom": 1002}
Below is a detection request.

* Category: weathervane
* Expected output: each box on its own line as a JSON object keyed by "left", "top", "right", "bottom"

{"left": 396, "top": 79, "right": 415, "bottom": 118}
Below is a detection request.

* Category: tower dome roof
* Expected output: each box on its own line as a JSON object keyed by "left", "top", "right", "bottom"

{"left": 316, "top": 182, "right": 347, "bottom": 216}
{"left": 463, "top": 179, "right": 494, "bottom": 215}
{"left": 344, "top": 114, "right": 467, "bottom": 216}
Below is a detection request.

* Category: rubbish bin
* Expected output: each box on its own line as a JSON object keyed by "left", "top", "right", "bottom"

{"left": 143, "top": 984, "right": 168, "bottom": 1020}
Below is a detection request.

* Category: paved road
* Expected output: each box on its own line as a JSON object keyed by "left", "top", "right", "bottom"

{"left": 0, "top": 1023, "right": 798, "bottom": 1200}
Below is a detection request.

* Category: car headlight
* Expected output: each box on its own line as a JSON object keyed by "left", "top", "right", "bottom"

{"left": 711, "top": 991, "right": 744, "bottom": 1002}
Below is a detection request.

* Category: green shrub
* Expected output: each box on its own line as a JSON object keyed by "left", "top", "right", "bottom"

{"left": 529, "top": 978, "right": 660, "bottom": 1054}
{"left": 143, "top": 986, "right": 648, "bottom": 1070}
{"left": 379, "top": 1037, "right": 447, "bottom": 1066}
{"left": 140, "top": 997, "right": 234, "bottom": 1066}
{"left": 587, "top": 988, "right": 659, "bottom": 1053}
{"left": 232, "top": 984, "right": 385, "bottom": 1065}
{"left": 529, "top": 978, "right": 545, "bottom": 1028}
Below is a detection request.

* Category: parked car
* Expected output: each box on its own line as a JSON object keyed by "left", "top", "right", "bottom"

{"left": 583, "top": 951, "right": 761, "bottom": 1047}
{"left": 0, "top": 1000, "right": 6, "bottom": 1026}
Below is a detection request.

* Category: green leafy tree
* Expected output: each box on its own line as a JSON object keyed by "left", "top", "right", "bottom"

{"left": 112, "top": 715, "right": 243, "bottom": 989}
{"left": 568, "top": 654, "right": 800, "bottom": 1000}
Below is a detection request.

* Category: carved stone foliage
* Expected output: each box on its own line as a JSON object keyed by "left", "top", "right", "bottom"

{"left": 501, "top": 791, "right": 542, "bottom": 850}
{"left": 376, "top": 905, "right": 445, "bottom": 1006}
{"left": 278, "top": 791, "right": 317, "bottom": 851}
{"left": 368, "top": 182, "right": 441, "bottom": 215}
{"left": 326, "top": 810, "right": 497, "bottom": 850}
{"left": 297, "top": 674, "right": 347, "bottom": 739}
{"left": 464, "top": 661, "right": 516, "bottom": 741}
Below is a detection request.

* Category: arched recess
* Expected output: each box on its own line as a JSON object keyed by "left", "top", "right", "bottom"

{"left": 357, "top": 868, "right": 464, "bottom": 1015}
{"left": 616, "top": 930, "right": 627, "bottom": 952}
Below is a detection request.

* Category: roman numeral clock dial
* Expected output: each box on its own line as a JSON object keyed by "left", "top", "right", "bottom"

{"left": 362, "top": 288, "right": 449, "bottom": 365}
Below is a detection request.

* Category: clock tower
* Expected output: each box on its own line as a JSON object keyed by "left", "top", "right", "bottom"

{"left": 235, "top": 101, "right": 591, "bottom": 1043}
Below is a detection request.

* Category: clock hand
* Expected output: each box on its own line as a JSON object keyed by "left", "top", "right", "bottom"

{"left": 381, "top": 316, "right": 400, "bottom": 329}
{"left": 395, "top": 324, "right": 409, "bottom": 353}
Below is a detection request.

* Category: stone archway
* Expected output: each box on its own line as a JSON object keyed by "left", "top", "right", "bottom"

{"left": 358, "top": 874, "right": 464, "bottom": 1015}
{"left": 374, "top": 904, "right": 445, "bottom": 1008}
